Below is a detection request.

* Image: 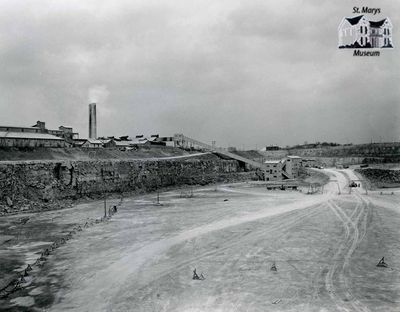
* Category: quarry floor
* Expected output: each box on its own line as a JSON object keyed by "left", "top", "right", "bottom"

{"left": 1, "top": 169, "right": 400, "bottom": 312}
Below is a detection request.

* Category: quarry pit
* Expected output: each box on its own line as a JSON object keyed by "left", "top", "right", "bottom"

{"left": 0, "top": 147, "right": 400, "bottom": 312}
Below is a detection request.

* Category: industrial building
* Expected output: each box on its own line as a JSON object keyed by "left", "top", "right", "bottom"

{"left": 82, "top": 139, "right": 103, "bottom": 148}
{"left": 284, "top": 155, "right": 302, "bottom": 179}
{"left": 0, "top": 121, "right": 77, "bottom": 148}
{"left": 0, "top": 131, "right": 69, "bottom": 148}
{"left": 264, "top": 160, "right": 283, "bottom": 181}
{"left": 302, "top": 158, "right": 317, "bottom": 168}
{"left": 0, "top": 121, "right": 78, "bottom": 140}
{"left": 264, "top": 155, "right": 303, "bottom": 181}
{"left": 77, "top": 134, "right": 166, "bottom": 150}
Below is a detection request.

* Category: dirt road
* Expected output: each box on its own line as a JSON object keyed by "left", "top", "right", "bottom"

{"left": 2, "top": 170, "right": 399, "bottom": 311}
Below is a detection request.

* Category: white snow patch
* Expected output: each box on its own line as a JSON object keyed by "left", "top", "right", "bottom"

{"left": 10, "top": 296, "right": 35, "bottom": 307}
{"left": 29, "top": 287, "right": 44, "bottom": 296}
{"left": 51, "top": 193, "right": 330, "bottom": 311}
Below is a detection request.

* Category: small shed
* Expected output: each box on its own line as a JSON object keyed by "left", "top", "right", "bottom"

{"left": 101, "top": 139, "right": 117, "bottom": 148}
{"left": 130, "top": 138, "right": 150, "bottom": 147}
{"left": 148, "top": 136, "right": 166, "bottom": 146}
{"left": 114, "top": 141, "right": 134, "bottom": 150}
{"left": 82, "top": 139, "right": 103, "bottom": 148}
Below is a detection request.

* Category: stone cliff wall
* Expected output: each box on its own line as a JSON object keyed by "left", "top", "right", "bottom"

{"left": 355, "top": 168, "right": 400, "bottom": 189}
{"left": 0, "top": 156, "right": 248, "bottom": 213}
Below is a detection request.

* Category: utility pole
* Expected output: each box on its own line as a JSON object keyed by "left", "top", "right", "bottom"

{"left": 104, "top": 195, "right": 107, "bottom": 218}
{"left": 156, "top": 173, "right": 161, "bottom": 205}
{"left": 264, "top": 170, "right": 267, "bottom": 189}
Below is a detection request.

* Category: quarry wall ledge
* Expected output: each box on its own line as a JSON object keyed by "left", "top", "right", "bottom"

{"left": 0, "top": 157, "right": 254, "bottom": 214}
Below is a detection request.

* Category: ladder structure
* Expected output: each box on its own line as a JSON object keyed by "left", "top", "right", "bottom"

{"left": 173, "top": 134, "right": 267, "bottom": 170}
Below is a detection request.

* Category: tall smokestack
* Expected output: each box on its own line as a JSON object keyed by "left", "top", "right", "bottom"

{"left": 89, "top": 103, "right": 97, "bottom": 139}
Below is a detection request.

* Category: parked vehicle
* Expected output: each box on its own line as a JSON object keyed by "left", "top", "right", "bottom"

{"left": 349, "top": 181, "right": 358, "bottom": 187}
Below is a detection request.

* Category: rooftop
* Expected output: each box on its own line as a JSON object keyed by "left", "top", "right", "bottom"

{"left": 264, "top": 160, "right": 281, "bottom": 164}
{"left": 345, "top": 15, "right": 364, "bottom": 25}
{"left": 85, "top": 139, "right": 103, "bottom": 144}
{"left": 115, "top": 141, "right": 133, "bottom": 146}
{"left": 0, "top": 125, "right": 40, "bottom": 130}
{"left": 130, "top": 138, "right": 149, "bottom": 145}
{"left": 0, "top": 131, "right": 64, "bottom": 140}
{"left": 369, "top": 19, "right": 387, "bottom": 28}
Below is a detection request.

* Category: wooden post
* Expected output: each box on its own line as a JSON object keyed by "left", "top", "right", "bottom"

{"left": 104, "top": 196, "right": 107, "bottom": 218}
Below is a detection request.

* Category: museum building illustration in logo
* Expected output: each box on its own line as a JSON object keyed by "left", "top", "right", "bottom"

{"left": 338, "top": 15, "right": 393, "bottom": 49}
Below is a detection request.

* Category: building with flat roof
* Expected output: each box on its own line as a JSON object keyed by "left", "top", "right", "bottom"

{"left": 264, "top": 160, "right": 283, "bottom": 181}
{"left": 0, "top": 121, "right": 77, "bottom": 147}
{"left": 82, "top": 139, "right": 103, "bottom": 148}
{"left": 284, "top": 156, "right": 302, "bottom": 179}
{"left": 0, "top": 131, "right": 69, "bottom": 148}
{"left": 264, "top": 155, "right": 303, "bottom": 181}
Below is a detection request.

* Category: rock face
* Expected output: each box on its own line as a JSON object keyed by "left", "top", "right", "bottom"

{"left": 0, "top": 156, "right": 248, "bottom": 213}
{"left": 355, "top": 168, "right": 400, "bottom": 188}
{"left": 5, "top": 196, "right": 12, "bottom": 207}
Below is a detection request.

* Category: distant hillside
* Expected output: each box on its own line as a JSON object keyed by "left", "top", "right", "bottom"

{"left": 287, "top": 142, "right": 400, "bottom": 158}
{"left": 259, "top": 142, "right": 400, "bottom": 163}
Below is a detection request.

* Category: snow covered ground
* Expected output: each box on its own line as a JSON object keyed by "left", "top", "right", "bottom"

{"left": 1, "top": 170, "right": 400, "bottom": 311}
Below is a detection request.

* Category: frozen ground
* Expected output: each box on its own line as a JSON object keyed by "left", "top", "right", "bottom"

{"left": 1, "top": 170, "right": 400, "bottom": 311}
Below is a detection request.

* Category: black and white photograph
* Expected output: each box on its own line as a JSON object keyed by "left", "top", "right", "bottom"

{"left": 0, "top": 1, "right": 399, "bottom": 311}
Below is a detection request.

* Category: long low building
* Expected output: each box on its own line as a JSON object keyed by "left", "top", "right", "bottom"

{"left": 0, "top": 120, "right": 78, "bottom": 148}
{"left": 0, "top": 131, "right": 70, "bottom": 148}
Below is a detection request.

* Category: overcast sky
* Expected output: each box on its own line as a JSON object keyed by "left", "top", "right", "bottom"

{"left": 0, "top": 0, "right": 399, "bottom": 148}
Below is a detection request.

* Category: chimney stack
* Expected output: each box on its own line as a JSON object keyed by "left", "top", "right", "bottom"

{"left": 89, "top": 103, "right": 97, "bottom": 139}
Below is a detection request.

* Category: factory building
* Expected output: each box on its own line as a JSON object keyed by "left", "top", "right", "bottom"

{"left": 82, "top": 139, "right": 103, "bottom": 148}
{"left": 264, "top": 160, "right": 283, "bottom": 181}
{"left": 148, "top": 134, "right": 167, "bottom": 146}
{"left": 302, "top": 158, "right": 317, "bottom": 168}
{"left": 0, "top": 121, "right": 77, "bottom": 148}
{"left": 284, "top": 155, "right": 302, "bottom": 179}
{"left": 264, "top": 155, "right": 303, "bottom": 181}
{"left": 0, "top": 131, "right": 69, "bottom": 148}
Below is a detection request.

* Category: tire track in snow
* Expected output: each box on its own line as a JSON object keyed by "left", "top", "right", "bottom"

{"left": 113, "top": 203, "right": 325, "bottom": 310}
{"left": 51, "top": 195, "right": 329, "bottom": 312}
{"left": 323, "top": 188, "right": 370, "bottom": 312}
